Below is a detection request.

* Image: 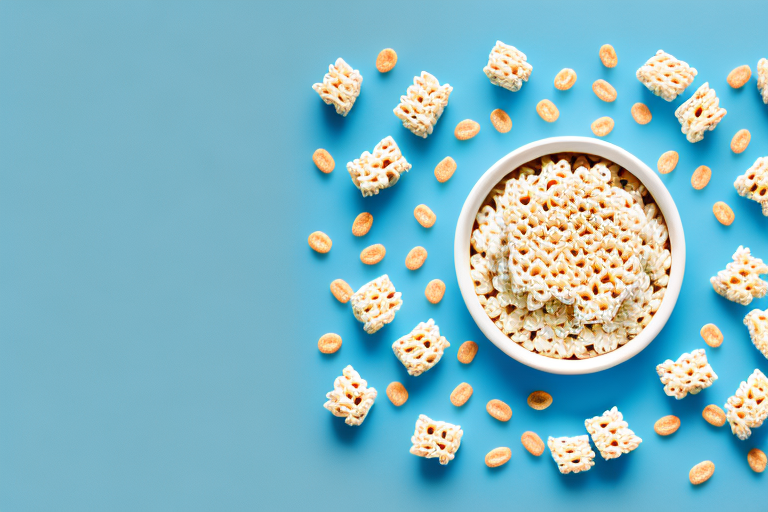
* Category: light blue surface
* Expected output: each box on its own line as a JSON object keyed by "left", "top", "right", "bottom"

{"left": 1, "top": 1, "right": 766, "bottom": 511}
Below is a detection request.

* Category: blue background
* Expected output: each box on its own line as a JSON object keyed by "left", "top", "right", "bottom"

{"left": 1, "top": 1, "right": 766, "bottom": 511}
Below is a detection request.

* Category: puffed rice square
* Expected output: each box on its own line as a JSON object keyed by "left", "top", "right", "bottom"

{"left": 758, "top": 58, "right": 768, "bottom": 104}
{"left": 636, "top": 50, "right": 697, "bottom": 101}
{"left": 656, "top": 348, "right": 718, "bottom": 399}
{"left": 710, "top": 246, "right": 768, "bottom": 306}
{"left": 393, "top": 72, "right": 452, "bottom": 138}
{"left": 392, "top": 319, "right": 450, "bottom": 376}
{"left": 350, "top": 274, "right": 402, "bottom": 334}
{"left": 312, "top": 58, "right": 363, "bottom": 116}
{"left": 744, "top": 309, "right": 768, "bottom": 359}
{"left": 674, "top": 83, "right": 726, "bottom": 143}
{"left": 725, "top": 369, "right": 768, "bottom": 440}
{"left": 410, "top": 414, "right": 463, "bottom": 465}
{"left": 585, "top": 406, "right": 642, "bottom": 460}
{"left": 347, "top": 136, "right": 411, "bottom": 197}
{"left": 547, "top": 435, "right": 596, "bottom": 474}
{"left": 324, "top": 365, "right": 377, "bottom": 426}
{"left": 483, "top": 40, "right": 533, "bottom": 92}
{"left": 734, "top": 157, "right": 768, "bottom": 216}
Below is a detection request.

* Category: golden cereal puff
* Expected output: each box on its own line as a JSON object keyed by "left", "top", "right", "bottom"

{"left": 352, "top": 212, "right": 373, "bottom": 237}
{"left": 631, "top": 103, "right": 652, "bottom": 124}
{"left": 700, "top": 323, "right": 723, "bottom": 347}
{"left": 425, "top": 279, "right": 446, "bottom": 304}
{"left": 434, "top": 157, "right": 457, "bottom": 183}
{"left": 712, "top": 201, "right": 735, "bottom": 226}
{"left": 585, "top": 406, "right": 642, "bottom": 460}
{"left": 457, "top": 341, "right": 478, "bottom": 364}
{"left": 349, "top": 274, "right": 402, "bottom": 334}
{"left": 450, "top": 382, "right": 473, "bottom": 407}
{"left": 748, "top": 448, "right": 767, "bottom": 473}
{"left": 485, "top": 447, "right": 512, "bottom": 468}
{"left": 675, "top": 83, "right": 727, "bottom": 143}
{"left": 656, "top": 348, "right": 717, "bottom": 399}
{"left": 527, "top": 391, "right": 553, "bottom": 410}
{"left": 312, "top": 148, "right": 335, "bottom": 173}
{"left": 347, "top": 136, "right": 411, "bottom": 197}
{"left": 308, "top": 231, "right": 332, "bottom": 253}
{"left": 414, "top": 204, "right": 436, "bottom": 227}
{"left": 455, "top": 119, "right": 480, "bottom": 140}
{"left": 386, "top": 381, "right": 408, "bottom": 406}
{"left": 536, "top": 99, "right": 559, "bottom": 122}
{"left": 521, "top": 431, "right": 545, "bottom": 456}
{"left": 330, "top": 279, "right": 354, "bottom": 304}
{"left": 483, "top": 41, "right": 532, "bottom": 92}
{"left": 636, "top": 50, "right": 697, "bottom": 101}
{"left": 691, "top": 165, "right": 712, "bottom": 190}
{"left": 657, "top": 151, "right": 679, "bottom": 174}
{"left": 724, "top": 369, "right": 768, "bottom": 440}
{"left": 547, "top": 435, "right": 595, "bottom": 474}
{"left": 392, "top": 319, "right": 450, "bottom": 376}
{"left": 405, "top": 246, "right": 427, "bottom": 270}
{"left": 318, "top": 333, "right": 342, "bottom": 354}
{"left": 654, "top": 415, "right": 680, "bottom": 436}
{"left": 490, "top": 109, "right": 512, "bottom": 133}
{"left": 323, "top": 365, "right": 377, "bottom": 426}
{"left": 360, "top": 244, "right": 386, "bottom": 264}
{"left": 727, "top": 65, "right": 751, "bottom": 88}
{"left": 376, "top": 48, "right": 397, "bottom": 73}
{"left": 734, "top": 157, "right": 768, "bottom": 216}
{"left": 711, "top": 246, "right": 768, "bottom": 305}
{"left": 592, "top": 79, "right": 617, "bottom": 102}
{"left": 554, "top": 68, "right": 577, "bottom": 90}
{"left": 599, "top": 44, "right": 617, "bottom": 67}
{"left": 689, "top": 461, "right": 715, "bottom": 485}
{"left": 730, "top": 129, "right": 751, "bottom": 153}
{"left": 591, "top": 116, "right": 614, "bottom": 137}
{"left": 486, "top": 399, "right": 512, "bottom": 421}
{"left": 410, "top": 414, "right": 463, "bottom": 465}
{"left": 702, "top": 405, "right": 726, "bottom": 427}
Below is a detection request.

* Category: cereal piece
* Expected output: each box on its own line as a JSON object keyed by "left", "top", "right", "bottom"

{"left": 450, "top": 382, "right": 473, "bottom": 407}
{"left": 536, "top": 99, "right": 559, "bottom": 122}
{"left": 554, "top": 68, "right": 577, "bottom": 90}
{"left": 547, "top": 435, "right": 595, "bottom": 474}
{"left": 312, "top": 148, "right": 335, "bottom": 173}
{"left": 485, "top": 447, "right": 512, "bottom": 468}
{"left": 725, "top": 369, "right": 768, "bottom": 440}
{"left": 702, "top": 404, "right": 726, "bottom": 427}
{"left": 455, "top": 119, "right": 480, "bottom": 140}
{"left": 521, "top": 431, "right": 545, "bottom": 456}
{"left": 457, "top": 341, "right": 478, "bottom": 364}
{"left": 486, "top": 399, "right": 512, "bottom": 422}
{"left": 591, "top": 116, "right": 614, "bottom": 137}
{"left": 599, "top": 44, "right": 618, "bottom": 68}
{"left": 330, "top": 279, "right": 354, "bottom": 304}
{"left": 636, "top": 50, "right": 697, "bottom": 101}
{"left": 410, "top": 414, "right": 463, "bottom": 465}
{"left": 691, "top": 165, "right": 712, "bottom": 190}
{"left": 352, "top": 212, "right": 373, "bottom": 237}
{"left": 386, "top": 381, "right": 408, "bottom": 406}
{"left": 347, "top": 136, "right": 411, "bottom": 197}
{"left": 731, "top": 129, "right": 751, "bottom": 154}
{"left": 318, "top": 333, "right": 342, "bottom": 354}
{"left": 376, "top": 48, "right": 397, "bottom": 73}
{"left": 727, "top": 65, "right": 752, "bottom": 89}
{"left": 425, "top": 279, "right": 446, "bottom": 304}
{"left": 585, "top": 406, "right": 642, "bottom": 460}
{"left": 312, "top": 58, "right": 363, "bottom": 116}
{"left": 734, "top": 157, "right": 768, "bottom": 216}
{"left": 308, "top": 231, "right": 332, "bottom": 253}
{"left": 748, "top": 448, "right": 767, "bottom": 473}
{"left": 483, "top": 41, "right": 533, "bottom": 92}
{"left": 490, "top": 109, "right": 512, "bottom": 133}
{"left": 323, "top": 365, "right": 377, "bottom": 426}
{"left": 657, "top": 151, "right": 679, "bottom": 174}
{"left": 675, "top": 83, "right": 727, "bottom": 143}
{"left": 710, "top": 246, "right": 768, "bottom": 305}
{"left": 527, "top": 391, "right": 553, "bottom": 410}
{"left": 744, "top": 309, "right": 768, "bottom": 359}
{"left": 654, "top": 415, "right": 681, "bottom": 436}
{"left": 392, "top": 319, "right": 450, "bottom": 376}
{"left": 350, "top": 274, "right": 402, "bottom": 334}
{"left": 700, "top": 323, "right": 723, "bottom": 348}
{"left": 414, "top": 204, "right": 436, "bottom": 227}
{"left": 689, "top": 461, "right": 715, "bottom": 485}
{"left": 394, "top": 72, "right": 452, "bottom": 138}
{"left": 712, "top": 201, "right": 735, "bottom": 226}
{"left": 656, "top": 348, "right": 718, "bottom": 399}
{"left": 758, "top": 58, "right": 768, "bottom": 104}
{"left": 631, "top": 103, "right": 652, "bottom": 125}
{"left": 360, "top": 244, "right": 386, "bottom": 265}
{"left": 434, "top": 157, "right": 457, "bottom": 183}
{"left": 405, "top": 246, "right": 427, "bottom": 270}
{"left": 592, "top": 79, "right": 617, "bottom": 102}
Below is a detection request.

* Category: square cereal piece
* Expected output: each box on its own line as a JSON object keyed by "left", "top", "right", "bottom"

{"left": 323, "top": 365, "right": 377, "bottom": 426}
{"left": 585, "top": 406, "right": 642, "bottom": 460}
{"left": 350, "top": 274, "right": 402, "bottom": 334}
{"left": 483, "top": 40, "right": 533, "bottom": 92}
{"left": 636, "top": 49, "right": 697, "bottom": 101}
{"left": 346, "top": 136, "right": 411, "bottom": 197}
{"left": 410, "top": 414, "right": 463, "bottom": 465}
{"left": 758, "top": 58, "right": 768, "bottom": 104}
{"left": 392, "top": 319, "right": 450, "bottom": 376}
{"left": 725, "top": 369, "right": 768, "bottom": 440}
{"left": 393, "top": 72, "right": 452, "bottom": 138}
{"left": 547, "top": 435, "right": 595, "bottom": 474}
{"left": 656, "top": 348, "right": 717, "bottom": 399}
{"left": 674, "top": 82, "right": 727, "bottom": 143}
{"left": 710, "top": 246, "right": 768, "bottom": 306}
{"left": 744, "top": 309, "right": 768, "bottom": 359}
{"left": 312, "top": 58, "right": 363, "bottom": 116}
{"left": 734, "top": 157, "right": 768, "bottom": 216}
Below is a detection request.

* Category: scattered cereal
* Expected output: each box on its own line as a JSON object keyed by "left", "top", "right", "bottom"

{"left": 702, "top": 404, "right": 726, "bottom": 427}
{"left": 308, "top": 231, "right": 332, "bottom": 253}
{"left": 318, "top": 333, "right": 342, "bottom": 354}
{"left": 457, "top": 341, "right": 478, "bottom": 364}
{"left": 347, "top": 136, "right": 411, "bottom": 197}
{"left": 312, "top": 148, "right": 335, "bottom": 173}
{"left": 554, "top": 68, "right": 577, "bottom": 90}
{"left": 376, "top": 48, "right": 397, "bottom": 73}
{"left": 748, "top": 448, "right": 767, "bottom": 473}
{"left": 324, "top": 365, "right": 377, "bottom": 426}
{"left": 350, "top": 274, "right": 402, "bottom": 334}
{"left": 521, "top": 431, "right": 545, "bottom": 456}
{"left": 393, "top": 319, "right": 450, "bottom": 376}
{"left": 675, "top": 83, "right": 727, "bottom": 143}
{"left": 410, "top": 414, "right": 463, "bottom": 465}
{"left": 527, "top": 391, "right": 553, "bottom": 410}
{"left": 657, "top": 151, "right": 679, "bottom": 174}
{"left": 744, "top": 309, "right": 768, "bottom": 359}
{"left": 759, "top": 58, "right": 768, "bottom": 104}
{"left": 394, "top": 72, "right": 452, "bottom": 138}
{"left": 724, "top": 368, "right": 768, "bottom": 440}
{"left": 591, "top": 116, "right": 614, "bottom": 137}
{"left": 734, "top": 157, "right": 768, "bottom": 216}
{"left": 636, "top": 50, "right": 697, "bottom": 101}
{"left": 631, "top": 103, "right": 652, "bottom": 125}
{"left": 455, "top": 119, "right": 480, "bottom": 140}
{"left": 450, "top": 382, "right": 473, "bottom": 407}
{"left": 548, "top": 435, "right": 595, "bottom": 474}
{"left": 485, "top": 447, "right": 512, "bottom": 468}
{"left": 405, "top": 246, "right": 428, "bottom": 270}
{"left": 654, "top": 415, "right": 681, "bottom": 436}
{"left": 386, "top": 381, "right": 408, "bottom": 406}
{"left": 414, "top": 204, "right": 436, "bottom": 228}
{"left": 656, "top": 349, "right": 718, "bottom": 399}
{"left": 352, "top": 212, "right": 373, "bottom": 236}
{"left": 592, "top": 79, "right": 617, "bottom": 102}
{"left": 599, "top": 44, "right": 618, "bottom": 68}
{"left": 435, "top": 156, "right": 457, "bottom": 183}
{"left": 586, "top": 407, "right": 642, "bottom": 460}
{"left": 700, "top": 324, "right": 723, "bottom": 348}
{"left": 490, "top": 109, "right": 512, "bottom": 133}
{"left": 730, "top": 129, "right": 751, "bottom": 154}
{"left": 360, "top": 244, "right": 386, "bottom": 265}
{"left": 727, "top": 65, "right": 751, "bottom": 89}
{"left": 536, "top": 99, "right": 559, "bottom": 122}
{"left": 689, "top": 461, "right": 715, "bottom": 485}
{"left": 312, "top": 58, "right": 363, "bottom": 116}
{"left": 486, "top": 399, "right": 512, "bottom": 422}
{"left": 425, "top": 279, "right": 446, "bottom": 304}
{"left": 712, "top": 201, "right": 735, "bottom": 226}
{"left": 483, "top": 41, "right": 533, "bottom": 92}
{"left": 691, "top": 165, "right": 712, "bottom": 190}
{"left": 711, "top": 246, "right": 768, "bottom": 305}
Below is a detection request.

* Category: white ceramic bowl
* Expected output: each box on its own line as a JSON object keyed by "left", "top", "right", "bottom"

{"left": 454, "top": 137, "right": 685, "bottom": 374}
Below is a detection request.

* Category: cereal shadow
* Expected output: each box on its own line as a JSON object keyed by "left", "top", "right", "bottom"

{"left": 309, "top": 248, "right": 331, "bottom": 261}
{"left": 329, "top": 410, "right": 369, "bottom": 444}
{"left": 318, "top": 100, "right": 348, "bottom": 132}
{"left": 592, "top": 452, "right": 632, "bottom": 481}
{"left": 556, "top": 468, "right": 593, "bottom": 489}
{"left": 417, "top": 453, "right": 456, "bottom": 481}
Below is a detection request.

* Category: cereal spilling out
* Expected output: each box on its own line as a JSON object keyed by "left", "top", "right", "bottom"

{"left": 710, "top": 246, "right": 768, "bottom": 306}
{"left": 347, "top": 136, "right": 411, "bottom": 197}
{"left": 585, "top": 406, "right": 642, "bottom": 460}
{"left": 734, "top": 157, "right": 768, "bottom": 216}
{"left": 324, "top": 365, "right": 377, "bottom": 426}
{"left": 744, "top": 309, "right": 768, "bottom": 359}
{"left": 758, "top": 58, "right": 768, "bottom": 104}
{"left": 547, "top": 435, "right": 595, "bottom": 474}
{"left": 350, "top": 274, "right": 402, "bottom": 334}
{"left": 393, "top": 72, "right": 452, "bottom": 138}
{"left": 483, "top": 41, "right": 532, "bottom": 92}
{"left": 392, "top": 319, "right": 450, "bottom": 376}
{"left": 674, "top": 83, "right": 727, "bottom": 143}
{"left": 725, "top": 369, "right": 768, "bottom": 440}
{"left": 470, "top": 154, "right": 670, "bottom": 360}
{"left": 410, "top": 414, "right": 463, "bottom": 465}
{"left": 656, "top": 349, "right": 717, "bottom": 399}
{"left": 312, "top": 58, "right": 363, "bottom": 116}
{"left": 636, "top": 50, "right": 697, "bottom": 102}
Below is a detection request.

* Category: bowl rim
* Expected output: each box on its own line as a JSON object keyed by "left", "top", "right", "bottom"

{"left": 453, "top": 136, "right": 686, "bottom": 375}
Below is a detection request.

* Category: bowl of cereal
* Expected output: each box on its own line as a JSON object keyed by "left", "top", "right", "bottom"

{"left": 454, "top": 137, "right": 685, "bottom": 374}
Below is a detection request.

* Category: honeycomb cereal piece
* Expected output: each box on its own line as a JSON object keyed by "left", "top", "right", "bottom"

{"left": 410, "top": 414, "right": 463, "bottom": 465}
{"left": 414, "top": 204, "right": 436, "bottom": 227}
{"left": 758, "top": 58, "right": 768, "bottom": 104}
{"left": 312, "top": 148, "right": 335, "bottom": 173}
{"left": 318, "top": 333, "right": 342, "bottom": 354}
{"left": 536, "top": 99, "right": 559, "bottom": 122}
{"left": 591, "top": 116, "right": 614, "bottom": 137}
{"left": 376, "top": 48, "right": 397, "bottom": 73}
{"left": 330, "top": 279, "right": 354, "bottom": 303}
{"left": 308, "top": 231, "right": 332, "bottom": 253}
{"left": 585, "top": 406, "right": 642, "bottom": 460}
{"left": 392, "top": 319, "right": 450, "bottom": 376}
{"left": 656, "top": 348, "right": 718, "bottom": 399}
{"left": 312, "top": 58, "right": 363, "bottom": 116}
{"left": 323, "top": 365, "right": 377, "bottom": 426}
{"left": 393, "top": 72, "right": 452, "bottom": 138}
{"left": 712, "top": 201, "right": 735, "bottom": 226}
{"left": 691, "top": 165, "right": 711, "bottom": 190}
{"left": 710, "top": 246, "right": 768, "bottom": 306}
{"left": 675, "top": 83, "right": 727, "bottom": 143}
{"left": 725, "top": 369, "right": 768, "bottom": 440}
{"left": 483, "top": 40, "right": 533, "bottom": 92}
{"left": 490, "top": 109, "right": 512, "bottom": 133}
{"left": 352, "top": 212, "right": 373, "bottom": 236}
{"left": 631, "top": 103, "right": 652, "bottom": 125}
{"left": 592, "top": 79, "right": 617, "bottom": 102}
{"left": 554, "top": 68, "right": 577, "bottom": 90}
{"left": 699, "top": 323, "right": 723, "bottom": 348}
{"left": 347, "top": 136, "right": 411, "bottom": 197}
{"left": 434, "top": 157, "right": 457, "bottom": 183}
{"left": 455, "top": 119, "right": 480, "bottom": 140}
{"left": 599, "top": 44, "right": 618, "bottom": 67}
{"left": 350, "top": 274, "right": 402, "bottom": 334}
{"left": 636, "top": 50, "right": 697, "bottom": 101}
{"left": 734, "top": 157, "right": 768, "bottom": 216}
{"left": 386, "top": 382, "right": 408, "bottom": 406}
{"left": 657, "top": 151, "right": 679, "bottom": 174}
{"left": 727, "top": 65, "right": 751, "bottom": 88}
{"left": 731, "top": 129, "right": 751, "bottom": 154}
{"left": 425, "top": 279, "right": 445, "bottom": 304}
{"left": 547, "top": 435, "right": 596, "bottom": 474}
{"left": 744, "top": 309, "right": 768, "bottom": 359}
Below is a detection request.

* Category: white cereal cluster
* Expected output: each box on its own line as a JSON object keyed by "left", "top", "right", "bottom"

{"left": 483, "top": 40, "right": 533, "bottom": 92}
{"left": 323, "top": 365, "right": 377, "bottom": 426}
{"left": 674, "top": 82, "right": 727, "bottom": 143}
{"left": 725, "top": 369, "right": 768, "bottom": 440}
{"left": 347, "top": 136, "right": 411, "bottom": 197}
{"left": 547, "top": 435, "right": 596, "bottom": 474}
{"left": 312, "top": 58, "right": 363, "bottom": 117}
{"left": 392, "top": 319, "right": 451, "bottom": 376}
{"left": 584, "top": 406, "right": 642, "bottom": 460}
{"left": 656, "top": 348, "right": 718, "bottom": 399}
{"left": 350, "top": 274, "right": 403, "bottom": 334}
{"left": 744, "top": 309, "right": 768, "bottom": 360}
{"left": 734, "top": 157, "right": 768, "bottom": 216}
{"left": 410, "top": 414, "right": 463, "bottom": 465}
{"left": 393, "top": 72, "right": 452, "bottom": 138}
{"left": 710, "top": 246, "right": 768, "bottom": 306}
{"left": 636, "top": 50, "right": 697, "bottom": 101}
{"left": 758, "top": 58, "right": 768, "bottom": 104}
